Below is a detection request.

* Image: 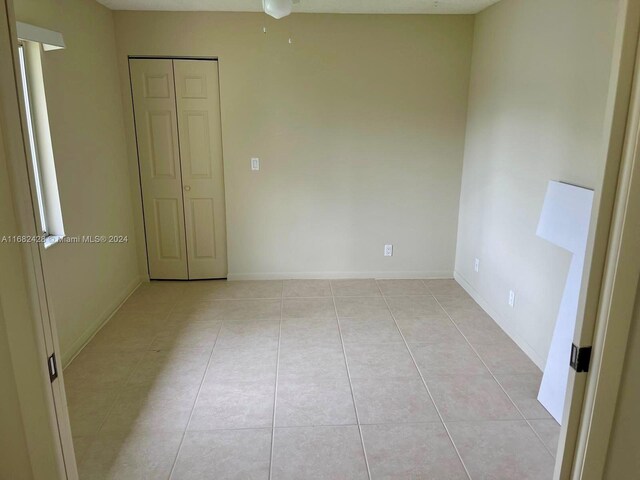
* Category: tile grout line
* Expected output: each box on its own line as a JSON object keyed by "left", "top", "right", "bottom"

{"left": 428, "top": 285, "right": 558, "bottom": 459}
{"left": 330, "top": 282, "right": 373, "bottom": 480}
{"left": 185, "top": 421, "right": 424, "bottom": 432}
{"left": 177, "top": 416, "right": 536, "bottom": 433}
{"left": 377, "top": 280, "right": 474, "bottom": 480}
{"left": 268, "top": 284, "right": 285, "bottom": 479}
{"left": 166, "top": 307, "right": 226, "bottom": 479}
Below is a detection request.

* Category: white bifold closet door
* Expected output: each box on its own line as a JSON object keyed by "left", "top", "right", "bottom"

{"left": 130, "top": 58, "right": 227, "bottom": 280}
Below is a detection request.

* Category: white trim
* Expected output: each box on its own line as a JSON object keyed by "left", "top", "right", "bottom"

{"left": 227, "top": 270, "right": 454, "bottom": 281}
{"left": 61, "top": 276, "right": 142, "bottom": 367}
{"left": 16, "top": 22, "right": 65, "bottom": 50}
{"left": 43, "top": 234, "right": 63, "bottom": 249}
{"left": 454, "top": 269, "right": 545, "bottom": 370}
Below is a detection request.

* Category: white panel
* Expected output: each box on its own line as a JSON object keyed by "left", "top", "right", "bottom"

{"left": 154, "top": 198, "right": 182, "bottom": 259}
{"left": 189, "top": 198, "right": 216, "bottom": 258}
{"left": 183, "top": 76, "right": 207, "bottom": 98}
{"left": 147, "top": 111, "right": 176, "bottom": 178}
{"left": 144, "top": 74, "right": 170, "bottom": 98}
{"left": 537, "top": 181, "right": 593, "bottom": 253}
{"left": 184, "top": 111, "right": 211, "bottom": 178}
{"left": 536, "top": 180, "right": 594, "bottom": 424}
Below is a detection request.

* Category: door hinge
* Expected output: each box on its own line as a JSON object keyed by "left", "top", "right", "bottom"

{"left": 570, "top": 344, "right": 592, "bottom": 373}
{"left": 47, "top": 353, "right": 58, "bottom": 382}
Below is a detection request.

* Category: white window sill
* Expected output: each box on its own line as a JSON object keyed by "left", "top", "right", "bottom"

{"left": 43, "top": 235, "right": 64, "bottom": 249}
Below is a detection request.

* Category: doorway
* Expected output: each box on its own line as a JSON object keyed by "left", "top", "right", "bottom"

{"left": 3, "top": 0, "right": 640, "bottom": 477}
{"left": 129, "top": 57, "right": 227, "bottom": 280}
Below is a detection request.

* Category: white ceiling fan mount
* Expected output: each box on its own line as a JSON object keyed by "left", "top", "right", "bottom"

{"left": 263, "top": 0, "right": 300, "bottom": 19}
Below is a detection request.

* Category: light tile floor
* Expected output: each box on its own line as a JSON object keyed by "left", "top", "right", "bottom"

{"left": 64, "top": 279, "right": 560, "bottom": 479}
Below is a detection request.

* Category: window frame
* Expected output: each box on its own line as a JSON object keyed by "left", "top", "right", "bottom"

{"left": 17, "top": 40, "right": 65, "bottom": 248}
{"left": 18, "top": 41, "right": 49, "bottom": 236}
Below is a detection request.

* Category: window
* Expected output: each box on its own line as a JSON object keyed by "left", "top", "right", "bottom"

{"left": 17, "top": 41, "right": 64, "bottom": 246}
{"left": 18, "top": 44, "right": 47, "bottom": 233}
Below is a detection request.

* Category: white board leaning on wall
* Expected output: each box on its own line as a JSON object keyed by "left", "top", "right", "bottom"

{"left": 536, "top": 180, "right": 594, "bottom": 424}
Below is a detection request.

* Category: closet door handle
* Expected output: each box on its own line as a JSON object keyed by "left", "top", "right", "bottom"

{"left": 184, "top": 185, "right": 191, "bottom": 191}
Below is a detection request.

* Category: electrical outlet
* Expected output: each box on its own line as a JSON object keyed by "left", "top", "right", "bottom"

{"left": 474, "top": 258, "right": 480, "bottom": 273}
{"left": 384, "top": 244, "right": 393, "bottom": 257}
{"left": 251, "top": 157, "right": 260, "bottom": 171}
{"left": 508, "top": 290, "right": 515, "bottom": 308}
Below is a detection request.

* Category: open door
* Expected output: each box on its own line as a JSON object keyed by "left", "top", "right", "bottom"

{"left": 0, "top": 0, "right": 77, "bottom": 478}
{"left": 555, "top": 1, "right": 640, "bottom": 478}
{"left": 561, "top": 2, "right": 640, "bottom": 477}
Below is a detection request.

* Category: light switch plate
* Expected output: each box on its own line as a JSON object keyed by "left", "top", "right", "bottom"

{"left": 251, "top": 157, "right": 260, "bottom": 171}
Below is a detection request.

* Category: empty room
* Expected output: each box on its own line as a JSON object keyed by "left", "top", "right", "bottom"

{"left": 2, "top": 0, "right": 640, "bottom": 479}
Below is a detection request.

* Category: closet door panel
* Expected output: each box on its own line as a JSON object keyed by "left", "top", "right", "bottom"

{"left": 130, "top": 59, "right": 188, "bottom": 279}
{"left": 174, "top": 59, "right": 227, "bottom": 279}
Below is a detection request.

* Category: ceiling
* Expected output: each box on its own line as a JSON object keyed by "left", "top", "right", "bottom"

{"left": 96, "top": 0, "right": 501, "bottom": 14}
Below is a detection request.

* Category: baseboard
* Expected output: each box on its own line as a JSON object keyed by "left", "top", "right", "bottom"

{"left": 227, "top": 271, "right": 454, "bottom": 281}
{"left": 454, "top": 270, "right": 545, "bottom": 370}
{"left": 61, "top": 275, "right": 143, "bottom": 368}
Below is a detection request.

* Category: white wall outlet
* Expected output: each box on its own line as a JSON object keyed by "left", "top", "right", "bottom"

{"left": 251, "top": 157, "right": 260, "bottom": 171}
{"left": 384, "top": 244, "right": 393, "bottom": 257}
{"left": 508, "top": 290, "right": 516, "bottom": 308}
{"left": 474, "top": 258, "right": 480, "bottom": 272}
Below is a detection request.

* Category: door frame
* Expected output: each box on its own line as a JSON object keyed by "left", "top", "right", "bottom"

{"left": 1, "top": 0, "right": 639, "bottom": 478}
{"left": 0, "top": 0, "right": 77, "bottom": 478}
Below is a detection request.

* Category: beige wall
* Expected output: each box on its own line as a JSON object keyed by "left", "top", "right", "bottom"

{"left": 113, "top": 12, "right": 475, "bottom": 280}
{"left": 455, "top": 0, "right": 619, "bottom": 367}
{"left": 14, "top": 0, "right": 141, "bottom": 364}
{"left": 603, "top": 283, "right": 640, "bottom": 478}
